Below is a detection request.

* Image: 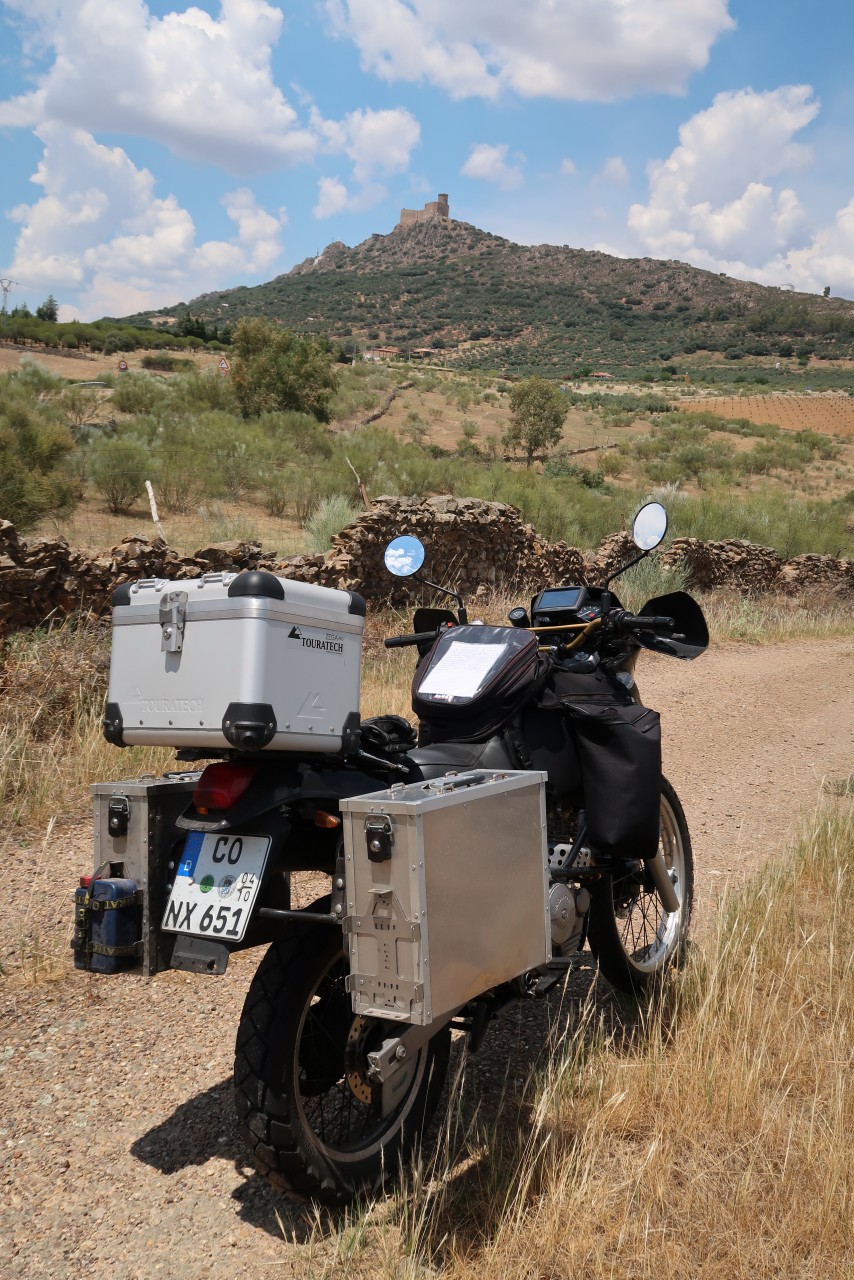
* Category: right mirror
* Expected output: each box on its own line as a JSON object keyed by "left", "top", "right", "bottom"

{"left": 632, "top": 501, "right": 668, "bottom": 552}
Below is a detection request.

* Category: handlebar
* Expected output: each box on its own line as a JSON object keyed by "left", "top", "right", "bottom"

{"left": 609, "top": 611, "right": 675, "bottom": 635}
{"left": 385, "top": 611, "right": 675, "bottom": 654}
{"left": 384, "top": 628, "right": 445, "bottom": 649}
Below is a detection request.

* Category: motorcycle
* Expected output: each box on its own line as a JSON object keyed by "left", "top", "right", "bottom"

{"left": 104, "top": 502, "right": 708, "bottom": 1203}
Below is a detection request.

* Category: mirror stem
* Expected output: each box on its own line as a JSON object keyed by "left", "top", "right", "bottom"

{"left": 412, "top": 574, "right": 467, "bottom": 624}
{"left": 604, "top": 547, "right": 648, "bottom": 590}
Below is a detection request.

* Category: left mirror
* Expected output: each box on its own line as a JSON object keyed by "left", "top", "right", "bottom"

{"left": 632, "top": 502, "right": 668, "bottom": 552}
{"left": 384, "top": 535, "right": 425, "bottom": 577}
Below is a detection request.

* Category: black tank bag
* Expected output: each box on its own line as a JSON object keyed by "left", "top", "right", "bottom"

{"left": 539, "top": 668, "right": 662, "bottom": 861}
{"left": 412, "top": 625, "right": 544, "bottom": 744}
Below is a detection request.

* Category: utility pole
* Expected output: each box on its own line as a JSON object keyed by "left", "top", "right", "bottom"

{"left": 0, "top": 278, "right": 19, "bottom": 325}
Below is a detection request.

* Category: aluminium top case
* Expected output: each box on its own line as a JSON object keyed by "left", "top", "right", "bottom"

{"left": 104, "top": 570, "right": 365, "bottom": 754}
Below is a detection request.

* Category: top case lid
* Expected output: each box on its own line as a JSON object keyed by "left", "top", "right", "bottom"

{"left": 111, "top": 571, "right": 365, "bottom": 627}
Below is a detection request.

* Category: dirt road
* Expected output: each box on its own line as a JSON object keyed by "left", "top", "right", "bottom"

{"left": 2, "top": 636, "right": 853, "bottom": 1278}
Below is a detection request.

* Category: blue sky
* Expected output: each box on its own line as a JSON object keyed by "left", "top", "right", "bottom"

{"left": 1, "top": 0, "right": 854, "bottom": 321}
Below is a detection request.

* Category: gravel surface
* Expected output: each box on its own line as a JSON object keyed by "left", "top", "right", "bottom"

{"left": 3, "top": 635, "right": 854, "bottom": 1278}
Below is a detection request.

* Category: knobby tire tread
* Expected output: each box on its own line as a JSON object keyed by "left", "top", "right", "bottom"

{"left": 234, "top": 902, "right": 450, "bottom": 1203}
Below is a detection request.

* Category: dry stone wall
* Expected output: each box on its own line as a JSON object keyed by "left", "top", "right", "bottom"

{"left": 1, "top": 496, "right": 852, "bottom": 635}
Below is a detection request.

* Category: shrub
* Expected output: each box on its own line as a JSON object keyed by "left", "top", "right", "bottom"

{"left": 304, "top": 494, "right": 360, "bottom": 553}
{"left": 141, "top": 354, "right": 177, "bottom": 372}
{"left": 151, "top": 446, "right": 206, "bottom": 514}
{"left": 110, "top": 373, "right": 168, "bottom": 415}
{"left": 0, "top": 391, "right": 76, "bottom": 529}
{"left": 258, "top": 472, "right": 289, "bottom": 517}
{"left": 544, "top": 457, "right": 607, "bottom": 488}
{"left": 231, "top": 317, "right": 338, "bottom": 421}
{"left": 91, "top": 437, "right": 148, "bottom": 513}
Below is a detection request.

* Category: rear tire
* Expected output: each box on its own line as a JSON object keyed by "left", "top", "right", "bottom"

{"left": 234, "top": 903, "right": 450, "bottom": 1203}
{"left": 587, "top": 777, "right": 693, "bottom": 994}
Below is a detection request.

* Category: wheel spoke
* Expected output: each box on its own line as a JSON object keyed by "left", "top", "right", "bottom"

{"left": 295, "top": 957, "right": 425, "bottom": 1156}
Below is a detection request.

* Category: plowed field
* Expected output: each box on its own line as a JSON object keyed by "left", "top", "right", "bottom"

{"left": 679, "top": 393, "right": 854, "bottom": 435}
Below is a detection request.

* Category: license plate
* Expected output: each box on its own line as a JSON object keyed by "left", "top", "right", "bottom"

{"left": 161, "top": 831, "right": 271, "bottom": 943}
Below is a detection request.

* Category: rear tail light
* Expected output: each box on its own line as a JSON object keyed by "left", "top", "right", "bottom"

{"left": 194, "top": 762, "right": 259, "bottom": 813}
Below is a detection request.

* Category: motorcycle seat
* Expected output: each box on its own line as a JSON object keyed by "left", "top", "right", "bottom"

{"left": 406, "top": 736, "right": 515, "bottom": 780}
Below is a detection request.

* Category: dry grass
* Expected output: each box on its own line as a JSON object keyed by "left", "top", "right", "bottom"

{"left": 31, "top": 492, "right": 309, "bottom": 559}
{"left": 699, "top": 589, "right": 854, "bottom": 644}
{"left": 283, "top": 800, "right": 854, "bottom": 1279}
{"left": 0, "top": 619, "right": 174, "bottom": 828}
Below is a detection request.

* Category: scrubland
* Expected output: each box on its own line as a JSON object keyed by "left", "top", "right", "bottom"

{"left": 2, "top": 352, "right": 854, "bottom": 1277}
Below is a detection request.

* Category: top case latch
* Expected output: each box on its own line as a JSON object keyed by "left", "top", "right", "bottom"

{"left": 159, "top": 590, "right": 188, "bottom": 653}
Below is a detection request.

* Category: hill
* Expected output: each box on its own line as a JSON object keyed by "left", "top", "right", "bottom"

{"left": 123, "top": 217, "right": 854, "bottom": 376}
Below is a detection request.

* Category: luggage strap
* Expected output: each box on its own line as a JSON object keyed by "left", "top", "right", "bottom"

{"left": 72, "top": 938, "right": 144, "bottom": 959}
{"left": 86, "top": 892, "right": 143, "bottom": 912}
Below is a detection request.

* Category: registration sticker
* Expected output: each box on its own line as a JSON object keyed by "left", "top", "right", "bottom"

{"left": 161, "top": 832, "right": 271, "bottom": 943}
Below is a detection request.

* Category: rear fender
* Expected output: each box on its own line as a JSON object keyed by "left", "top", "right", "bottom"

{"left": 175, "top": 761, "right": 389, "bottom": 834}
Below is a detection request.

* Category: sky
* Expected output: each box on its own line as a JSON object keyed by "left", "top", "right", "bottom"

{"left": 2, "top": 1, "right": 854, "bottom": 322}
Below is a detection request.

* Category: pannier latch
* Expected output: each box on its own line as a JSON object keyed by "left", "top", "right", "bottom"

{"left": 107, "top": 795, "right": 130, "bottom": 838}
{"left": 159, "top": 590, "right": 188, "bottom": 653}
{"left": 365, "top": 815, "right": 393, "bottom": 862}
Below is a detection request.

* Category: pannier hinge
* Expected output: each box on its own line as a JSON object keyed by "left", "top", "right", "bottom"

{"left": 159, "top": 591, "right": 188, "bottom": 653}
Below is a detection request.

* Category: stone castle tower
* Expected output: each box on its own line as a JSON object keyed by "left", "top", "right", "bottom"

{"left": 399, "top": 193, "right": 449, "bottom": 227}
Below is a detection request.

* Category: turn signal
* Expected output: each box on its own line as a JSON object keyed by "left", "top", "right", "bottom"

{"left": 194, "top": 762, "right": 259, "bottom": 812}
{"left": 314, "top": 810, "right": 341, "bottom": 829}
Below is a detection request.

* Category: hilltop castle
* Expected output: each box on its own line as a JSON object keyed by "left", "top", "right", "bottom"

{"left": 399, "top": 193, "right": 449, "bottom": 227}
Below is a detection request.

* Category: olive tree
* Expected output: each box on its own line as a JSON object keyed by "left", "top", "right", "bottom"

{"left": 502, "top": 377, "right": 569, "bottom": 467}
{"left": 231, "top": 317, "right": 338, "bottom": 422}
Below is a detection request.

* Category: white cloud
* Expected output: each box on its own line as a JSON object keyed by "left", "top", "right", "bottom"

{"left": 341, "top": 107, "right": 421, "bottom": 182}
{"left": 6, "top": 125, "right": 286, "bottom": 318}
{"left": 601, "top": 156, "right": 629, "bottom": 185}
{"left": 312, "top": 104, "right": 421, "bottom": 185}
{"left": 625, "top": 83, "right": 854, "bottom": 294}
{"left": 312, "top": 176, "right": 389, "bottom": 219}
{"left": 628, "top": 86, "right": 817, "bottom": 265}
{"left": 314, "top": 177, "right": 352, "bottom": 220}
{"left": 0, "top": 0, "right": 316, "bottom": 174}
{"left": 0, "top": 2, "right": 425, "bottom": 308}
{"left": 783, "top": 200, "right": 854, "bottom": 295}
{"left": 560, "top": 158, "right": 577, "bottom": 176}
{"left": 326, "top": 0, "right": 735, "bottom": 101}
{"left": 461, "top": 143, "right": 524, "bottom": 190}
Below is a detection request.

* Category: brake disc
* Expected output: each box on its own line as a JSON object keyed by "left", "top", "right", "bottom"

{"left": 345, "top": 1016, "right": 375, "bottom": 1105}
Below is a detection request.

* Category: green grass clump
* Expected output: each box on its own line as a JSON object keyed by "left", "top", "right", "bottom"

{"left": 305, "top": 494, "right": 361, "bottom": 553}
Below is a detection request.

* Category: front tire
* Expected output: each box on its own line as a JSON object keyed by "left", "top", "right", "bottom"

{"left": 234, "top": 904, "right": 450, "bottom": 1203}
{"left": 587, "top": 777, "right": 693, "bottom": 994}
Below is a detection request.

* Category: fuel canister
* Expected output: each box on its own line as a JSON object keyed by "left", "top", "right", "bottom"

{"left": 73, "top": 875, "right": 142, "bottom": 974}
